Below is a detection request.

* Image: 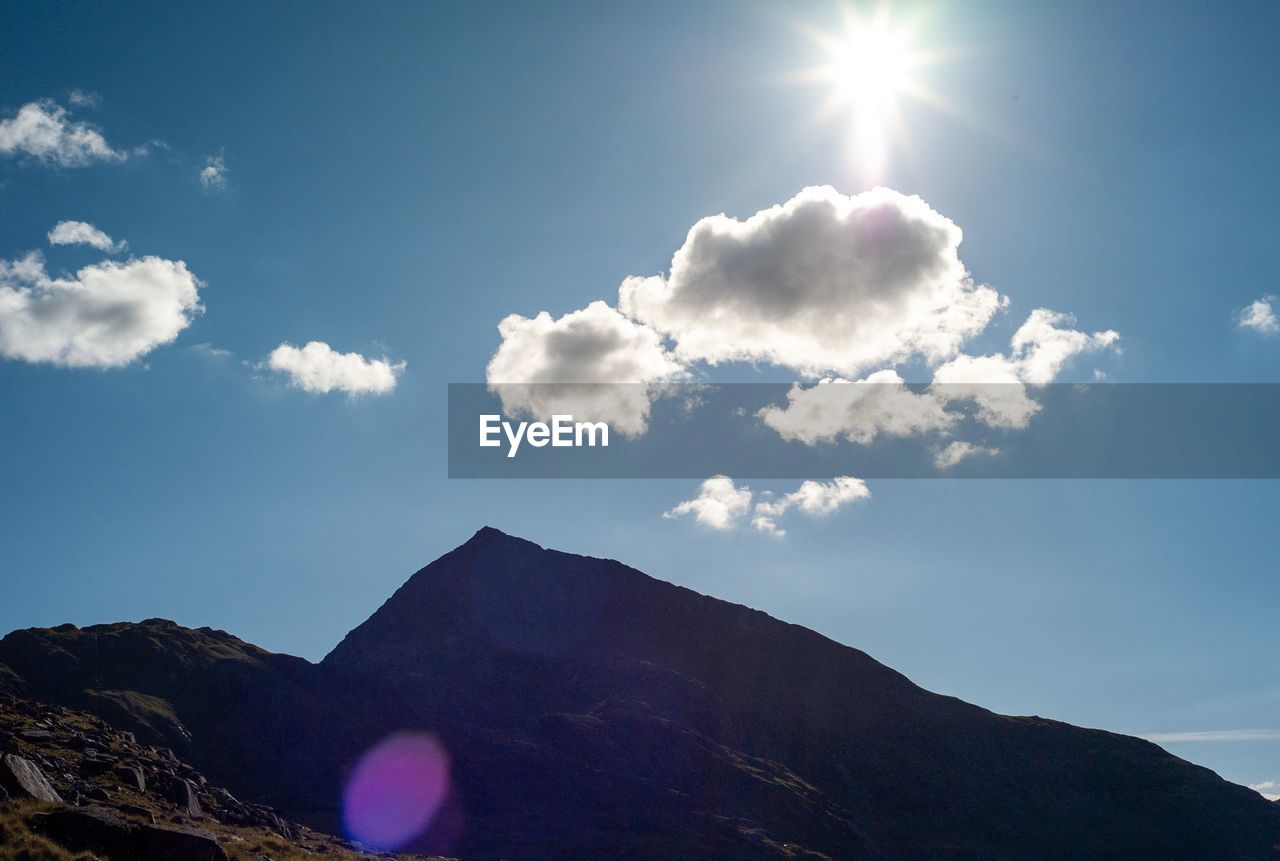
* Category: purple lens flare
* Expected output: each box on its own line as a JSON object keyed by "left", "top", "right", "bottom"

{"left": 342, "top": 732, "right": 450, "bottom": 850}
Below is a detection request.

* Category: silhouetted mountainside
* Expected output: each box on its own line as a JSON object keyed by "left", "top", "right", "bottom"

{"left": 0, "top": 618, "right": 416, "bottom": 828}
{"left": 0, "top": 693, "right": 447, "bottom": 860}
{"left": 3, "top": 527, "right": 1279, "bottom": 860}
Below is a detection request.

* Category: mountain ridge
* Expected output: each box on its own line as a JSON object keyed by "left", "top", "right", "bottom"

{"left": 3, "top": 527, "right": 1278, "bottom": 859}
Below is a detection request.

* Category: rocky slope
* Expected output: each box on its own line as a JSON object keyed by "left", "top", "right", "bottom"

{"left": 3, "top": 527, "right": 1279, "bottom": 859}
{"left": 0, "top": 693, "right": 444, "bottom": 860}
{"left": 0, "top": 618, "right": 418, "bottom": 830}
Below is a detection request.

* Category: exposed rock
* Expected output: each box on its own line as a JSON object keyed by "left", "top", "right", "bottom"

{"left": 32, "top": 805, "right": 134, "bottom": 858}
{"left": 136, "top": 822, "right": 229, "bottom": 860}
{"left": 0, "top": 752, "right": 63, "bottom": 802}
{"left": 159, "top": 774, "right": 202, "bottom": 818}
{"left": 80, "top": 753, "right": 119, "bottom": 776}
{"left": 117, "top": 801, "right": 158, "bottom": 823}
{"left": 32, "top": 804, "right": 228, "bottom": 861}
{"left": 114, "top": 762, "right": 146, "bottom": 792}
{"left": 83, "top": 784, "right": 113, "bottom": 803}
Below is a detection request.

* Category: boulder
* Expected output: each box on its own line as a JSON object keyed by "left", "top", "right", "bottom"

{"left": 32, "top": 805, "right": 227, "bottom": 861}
{"left": 83, "top": 784, "right": 112, "bottom": 803}
{"left": 114, "top": 762, "right": 146, "bottom": 792}
{"left": 159, "top": 774, "right": 201, "bottom": 818}
{"left": 0, "top": 752, "right": 62, "bottom": 802}
{"left": 135, "top": 823, "right": 228, "bottom": 860}
{"left": 80, "top": 754, "right": 119, "bottom": 776}
{"left": 117, "top": 801, "right": 157, "bottom": 824}
{"left": 32, "top": 805, "right": 133, "bottom": 858}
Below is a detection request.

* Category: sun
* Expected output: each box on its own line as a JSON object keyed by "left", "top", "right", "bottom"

{"left": 829, "top": 17, "right": 912, "bottom": 111}
{"left": 795, "top": 4, "right": 943, "bottom": 183}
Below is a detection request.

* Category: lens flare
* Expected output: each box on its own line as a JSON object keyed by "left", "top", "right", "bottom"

{"left": 792, "top": 3, "right": 951, "bottom": 184}
{"left": 342, "top": 732, "right": 450, "bottom": 851}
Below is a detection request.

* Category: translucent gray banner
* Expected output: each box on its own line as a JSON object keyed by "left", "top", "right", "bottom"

{"left": 448, "top": 383, "right": 1280, "bottom": 478}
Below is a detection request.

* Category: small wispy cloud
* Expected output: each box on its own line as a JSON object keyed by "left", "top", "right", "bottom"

{"left": 933, "top": 440, "right": 999, "bottom": 470}
{"left": 66, "top": 89, "right": 101, "bottom": 109}
{"left": 1248, "top": 780, "right": 1279, "bottom": 801}
{"left": 750, "top": 476, "right": 869, "bottom": 537}
{"left": 47, "top": 220, "right": 126, "bottom": 253}
{"left": 1142, "top": 729, "right": 1280, "bottom": 743}
{"left": 189, "top": 343, "right": 233, "bottom": 360}
{"left": 1238, "top": 296, "right": 1279, "bottom": 335}
{"left": 199, "top": 152, "right": 228, "bottom": 192}
{"left": 664, "top": 475, "right": 869, "bottom": 537}
{"left": 663, "top": 476, "right": 753, "bottom": 531}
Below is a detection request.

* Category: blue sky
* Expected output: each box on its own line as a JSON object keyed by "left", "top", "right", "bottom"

{"left": 2, "top": 1, "right": 1278, "bottom": 797}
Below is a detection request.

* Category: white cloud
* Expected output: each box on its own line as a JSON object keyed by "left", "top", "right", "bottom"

{"left": 932, "top": 440, "right": 999, "bottom": 470}
{"left": 486, "top": 187, "right": 1118, "bottom": 455}
{"left": 932, "top": 309, "right": 1119, "bottom": 429}
{"left": 751, "top": 476, "right": 870, "bottom": 537}
{"left": 0, "top": 100, "right": 127, "bottom": 167}
{"left": 66, "top": 90, "right": 100, "bottom": 109}
{"left": 1238, "top": 296, "right": 1278, "bottom": 335}
{"left": 47, "top": 220, "right": 126, "bottom": 253}
{"left": 758, "top": 310, "right": 1117, "bottom": 444}
{"left": 189, "top": 342, "right": 233, "bottom": 359}
{"left": 0, "top": 251, "right": 202, "bottom": 368}
{"left": 199, "top": 153, "right": 228, "bottom": 192}
{"left": 930, "top": 353, "right": 1041, "bottom": 429}
{"left": 1010, "top": 309, "right": 1119, "bottom": 385}
{"left": 759, "top": 370, "right": 954, "bottom": 445}
{"left": 665, "top": 475, "right": 869, "bottom": 537}
{"left": 267, "top": 341, "right": 404, "bottom": 396}
{"left": 1248, "top": 780, "right": 1279, "bottom": 801}
{"left": 663, "top": 475, "right": 753, "bottom": 531}
{"left": 1142, "top": 729, "right": 1280, "bottom": 743}
{"left": 619, "top": 186, "right": 1006, "bottom": 376}
{"left": 486, "top": 300, "right": 685, "bottom": 436}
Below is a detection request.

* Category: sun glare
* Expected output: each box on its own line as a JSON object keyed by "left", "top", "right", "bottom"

{"left": 796, "top": 4, "right": 942, "bottom": 184}
{"left": 830, "top": 20, "right": 911, "bottom": 109}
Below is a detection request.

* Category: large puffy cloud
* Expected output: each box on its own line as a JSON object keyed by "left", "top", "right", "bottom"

{"left": 619, "top": 186, "right": 1005, "bottom": 376}
{"left": 759, "top": 369, "right": 954, "bottom": 445}
{"left": 0, "top": 100, "right": 127, "bottom": 167}
{"left": 484, "top": 186, "right": 1118, "bottom": 471}
{"left": 267, "top": 341, "right": 405, "bottom": 396}
{"left": 47, "top": 220, "right": 126, "bottom": 253}
{"left": 1238, "top": 296, "right": 1278, "bottom": 335}
{"left": 486, "top": 300, "right": 685, "bottom": 436}
{"left": 0, "top": 251, "right": 202, "bottom": 367}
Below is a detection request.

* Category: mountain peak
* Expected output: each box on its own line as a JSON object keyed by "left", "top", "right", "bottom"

{"left": 465, "top": 525, "right": 545, "bottom": 551}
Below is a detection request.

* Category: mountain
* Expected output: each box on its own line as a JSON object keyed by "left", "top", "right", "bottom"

{"left": 0, "top": 618, "right": 417, "bottom": 828}
{"left": 3, "top": 527, "right": 1279, "bottom": 860}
